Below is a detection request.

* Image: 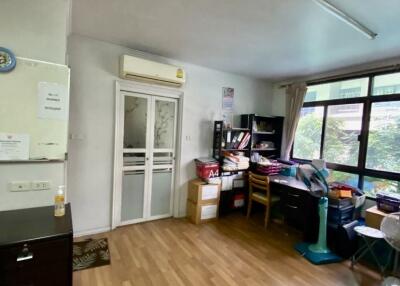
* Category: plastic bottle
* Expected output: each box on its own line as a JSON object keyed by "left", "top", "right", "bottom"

{"left": 54, "top": 185, "right": 65, "bottom": 217}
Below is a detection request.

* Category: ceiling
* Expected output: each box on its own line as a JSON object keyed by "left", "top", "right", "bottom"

{"left": 72, "top": 0, "right": 400, "bottom": 81}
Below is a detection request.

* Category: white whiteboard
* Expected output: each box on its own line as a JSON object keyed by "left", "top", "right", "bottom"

{"left": 0, "top": 57, "right": 70, "bottom": 160}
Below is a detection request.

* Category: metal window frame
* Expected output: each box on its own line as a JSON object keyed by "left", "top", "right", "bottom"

{"left": 292, "top": 70, "right": 400, "bottom": 197}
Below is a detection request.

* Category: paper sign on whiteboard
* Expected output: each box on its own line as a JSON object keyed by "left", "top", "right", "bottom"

{"left": 201, "top": 185, "right": 219, "bottom": 200}
{"left": 37, "top": 82, "right": 68, "bottom": 120}
{"left": 200, "top": 205, "right": 218, "bottom": 220}
{"left": 0, "top": 133, "right": 30, "bottom": 160}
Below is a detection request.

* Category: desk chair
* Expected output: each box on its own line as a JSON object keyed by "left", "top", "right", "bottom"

{"left": 247, "top": 172, "right": 280, "bottom": 228}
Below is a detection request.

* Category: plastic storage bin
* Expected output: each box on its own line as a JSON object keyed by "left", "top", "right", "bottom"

{"left": 328, "top": 197, "right": 352, "bottom": 208}
{"left": 328, "top": 204, "right": 354, "bottom": 226}
{"left": 195, "top": 158, "right": 220, "bottom": 179}
{"left": 376, "top": 192, "right": 400, "bottom": 213}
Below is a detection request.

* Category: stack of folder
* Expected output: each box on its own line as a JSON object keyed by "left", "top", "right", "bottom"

{"left": 222, "top": 152, "right": 250, "bottom": 171}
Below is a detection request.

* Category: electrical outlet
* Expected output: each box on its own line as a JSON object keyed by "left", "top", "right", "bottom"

{"left": 31, "top": 181, "right": 51, "bottom": 191}
{"left": 9, "top": 181, "right": 31, "bottom": 192}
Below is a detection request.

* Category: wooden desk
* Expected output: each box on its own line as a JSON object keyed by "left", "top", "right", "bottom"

{"left": 269, "top": 174, "right": 324, "bottom": 193}
{"left": 269, "top": 175, "right": 320, "bottom": 242}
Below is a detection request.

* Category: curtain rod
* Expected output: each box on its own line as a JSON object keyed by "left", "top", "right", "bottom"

{"left": 279, "top": 63, "right": 400, "bottom": 89}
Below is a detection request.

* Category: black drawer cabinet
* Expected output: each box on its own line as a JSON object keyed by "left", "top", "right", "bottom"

{"left": 0, "top": 204, "right": 73, "bottom": 286}
{"left": 283, "top": 189, "right": 306, "bottom": 229}
{"left": 270, "top": 178, "right": 320, "bottom": 242}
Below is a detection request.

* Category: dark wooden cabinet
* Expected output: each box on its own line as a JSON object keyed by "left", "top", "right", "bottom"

{"left": 283, "top": 188, "right": 307, "bottom": 228}
{"left": 0, "top": 204, "right": 73, "bottom": 286}
{"left": 270, "top": 177, "right": 320, "bottom": 242}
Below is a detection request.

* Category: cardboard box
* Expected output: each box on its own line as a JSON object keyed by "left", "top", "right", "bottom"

{"left": 188, "top": 179, "right": 220, "bottom": 204}
{"left": 365, "top": 206, "right": 388, "bottom": 229}
{"left": 187, "top": 200, "right": 218, "bottom": 224}
{"left": 221, "top": 173, "right": 244, "bottom": 191}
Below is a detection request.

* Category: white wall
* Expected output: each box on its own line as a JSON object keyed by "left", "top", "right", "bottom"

{"left": 0, "top": 0, "right": 70, "bottom": 211}
{"left": 0, "top": 0, "right": 70, "bottom": 64}
{"left": 270, "top": 85, "right": 286, "bottom": 117}
{"left": 67, "top": 34, "right": 273, "bottom": 233}
{"left": 0, "top": 164, "right": 65, "bottom": 210}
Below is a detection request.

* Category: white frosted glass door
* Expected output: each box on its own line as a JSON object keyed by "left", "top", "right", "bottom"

{"left": 118, "top": 92, "right": 177, "bottom": 225}
{"left": 150, "top": 96, "right": 177, "bottom": 218}
{"left": 121, "top": 92, "right": 150, "bottom": 224}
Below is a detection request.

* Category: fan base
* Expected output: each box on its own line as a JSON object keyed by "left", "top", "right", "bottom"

{"left": 295, "top": 242, "right": 342, "bottom": 265}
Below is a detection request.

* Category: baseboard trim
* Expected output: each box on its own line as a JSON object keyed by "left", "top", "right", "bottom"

{"left": 73, "top": 226, "right": 111, "bottom": 238}
{"left": 73, "top": 215, "right": 186, "bottom": 238}
{"left": 175, "top": 213, "right": 186, "bottom": 218}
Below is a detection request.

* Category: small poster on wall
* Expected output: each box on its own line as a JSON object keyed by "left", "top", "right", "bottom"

{"left": 0, "top": 133, "right": 30, "bottom": 160}
{"left": 37, "top": 82, "right": 68, "bottom": 121}
{"left": 222, "top": 87, "right": 234, "bottom": 110}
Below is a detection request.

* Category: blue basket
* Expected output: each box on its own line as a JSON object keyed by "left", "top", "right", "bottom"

{"left": 328, "top": 205, "right": 354, "bottom": 225}
{"left": 279, "top": 165, "right": 296, "bottom": 177}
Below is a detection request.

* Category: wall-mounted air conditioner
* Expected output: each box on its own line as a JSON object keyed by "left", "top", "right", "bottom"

{"left": 120, "top": 55, "right": 185, "bottom": 87}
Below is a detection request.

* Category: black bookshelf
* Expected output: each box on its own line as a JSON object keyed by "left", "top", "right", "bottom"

{"left": 212, "top": 121, "right": 252, "bottom": 216}
{"left": 240, "top": 114, "right": 284, "bottom": 160}
{"left": 212, "top": 121, "right": 251, "bottom": 164}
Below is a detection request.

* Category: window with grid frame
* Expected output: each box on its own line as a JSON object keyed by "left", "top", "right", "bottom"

{"left": 292, "top": 71, "right": 400, "bottom": 198}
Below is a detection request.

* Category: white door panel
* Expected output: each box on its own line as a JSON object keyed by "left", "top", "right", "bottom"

{"left": 116, "top": 91, "right": 177, "bottom": 226}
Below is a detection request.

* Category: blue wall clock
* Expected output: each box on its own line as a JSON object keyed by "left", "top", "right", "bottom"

{"left": 0, "top": 47, "right": 16, "bottom": 73}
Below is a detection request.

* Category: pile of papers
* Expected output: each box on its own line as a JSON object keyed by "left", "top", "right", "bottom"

{"left": 256, "top": 161, "right": 282, "bottom": 175}
{"left": 222, "top": 152, "right": 250, "bottom": 171}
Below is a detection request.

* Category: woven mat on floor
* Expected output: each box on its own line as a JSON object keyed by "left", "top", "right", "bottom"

{"left": 73, "top": 238, "right": 110, "bottom": 271}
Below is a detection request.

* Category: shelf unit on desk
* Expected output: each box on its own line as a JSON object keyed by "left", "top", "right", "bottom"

{"left": 240, "top": 114, "right": 284, "bottom": 160}
{"left": 212, "top": 121, "right": 251, "bottom": 162}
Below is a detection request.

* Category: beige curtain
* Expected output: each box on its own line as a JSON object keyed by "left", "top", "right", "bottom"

{"left": 282, "top": 83, "right": 307, "bottom": 160}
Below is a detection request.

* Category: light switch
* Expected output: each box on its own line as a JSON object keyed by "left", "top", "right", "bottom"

{"left": 9, "top": 181, "right": 31, "bottom": 192}
{"left": 32, "top": 181, "right": 51, "bottom": 191}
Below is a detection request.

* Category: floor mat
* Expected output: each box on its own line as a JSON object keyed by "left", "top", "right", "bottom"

{"left": 73, "top": 238, "right": 110, "bottom": 271}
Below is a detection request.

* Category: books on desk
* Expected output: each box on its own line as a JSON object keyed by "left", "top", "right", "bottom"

{"left": 222, "top": 151, "right": 249, "bottom": 171}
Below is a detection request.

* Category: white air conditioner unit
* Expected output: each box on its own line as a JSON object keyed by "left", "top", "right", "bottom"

{"left": 120, "top": 55, "right": 185, "bottom": 87}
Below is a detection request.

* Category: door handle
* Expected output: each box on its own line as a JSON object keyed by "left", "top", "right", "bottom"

{"left": 17, "top": 245, "right": 33, "bottom": 262}
{"left": 286, "top": 204, "right": 298, "bottom": 209}
{"left": 288, "top": 193, "right": 300, "bottom": 198}
{"left": 17, "top": 253, "right": 33, "bottom": 262}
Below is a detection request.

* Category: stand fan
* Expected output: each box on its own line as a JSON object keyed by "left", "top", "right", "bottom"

{"left": 381, "top": 212, "right": 400, "bottom": 286}
{"left": 294, "top": 163, "right": 341, "bottom": 265}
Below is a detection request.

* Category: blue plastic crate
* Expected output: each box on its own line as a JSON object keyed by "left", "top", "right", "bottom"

{"left": 328, "top": 204, "right": 354, "bottom": 225}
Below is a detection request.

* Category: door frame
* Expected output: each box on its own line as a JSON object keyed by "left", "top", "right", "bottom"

{"left": 112, "top": 80, "right": 183, "bottom": 229}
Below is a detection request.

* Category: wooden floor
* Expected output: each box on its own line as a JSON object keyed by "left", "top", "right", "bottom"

{"left": 73, "top": 213, "right": 381, "bottom": 286}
